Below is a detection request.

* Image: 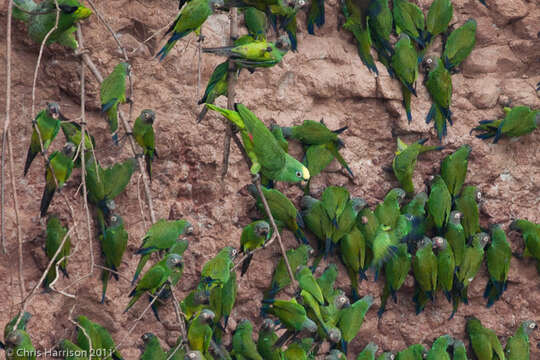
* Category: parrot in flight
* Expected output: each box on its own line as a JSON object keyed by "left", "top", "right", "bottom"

{"left": 12, "top": 0, "right": 92, "bottom": 49}
{"left": 207, "top": 103, "right": 310, "bottom": 183}
{"left": 100, "top": 62, "right": 130, "bottom": 144}
{"left": 157, "top": 0, "right": 225, "bottom": 60}
{"left": 471, "top": 106, "right": 539, "bottom": 143}
{"left": 24, "top": 102, "right": 63, "bottom": 176}
{"left": 40, "top": 142, "right": 75, "bottom": 217}
{"left": 133, "top": 109, "right": 158, "bottom": 181}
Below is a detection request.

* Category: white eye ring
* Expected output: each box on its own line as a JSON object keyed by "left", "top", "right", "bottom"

{"left": 296, "top": 171, "right": 302, "bottom": 178}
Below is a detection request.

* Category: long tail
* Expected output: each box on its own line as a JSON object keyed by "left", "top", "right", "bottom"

{"left": 101, "top": 269, "right": 110, "bottom": 303}
{"left": 241, "top": 253, "right": 254, "bottom": 276}
{"left": 23, "top": 146, "right": 37, "bottom": 176}
{"left": 197, "top": 106, "right": 209, "bottom": 123}
{"left": 145, "top": 153, "right": 153, "bottom": 182}
{"left": 157, "top": 31, "right": 189, "bottom": 61}
{"left": 401, "top": 85, "right": 413, "bottom": 123}
{"left": 132, "top": 255, "right": 149, "bottom": 285}
{"left": 40, "top": 184, "right": 56, "bottom": 217}
{"left": 377, "top": 283, "right": 390, "bottom": 318}
{"left": 202, "top": 46, "right": 235, "bottom": 57}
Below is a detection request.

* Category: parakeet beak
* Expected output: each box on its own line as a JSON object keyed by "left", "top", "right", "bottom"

{"left": 300, "top": 167, "right": 310, "bottom": 186}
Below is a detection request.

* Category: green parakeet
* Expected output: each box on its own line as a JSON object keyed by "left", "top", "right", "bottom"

{"left": 471, "top": 106, "right": 539, "bottom": 143}
{"left": 339, "top": 226, "right": 367, "bottom": 299}
{"left": 424, "top": 56, "right": 453, "bottom": 140}
{"left": 99, "top": 214, "right": 128, "bottom": 303}
{"left": 433, "top": 236, "right": 454, "bottom": 301}
{"left": 337, "top": 295, "right": 373, "bottom": 354}
{"left": 209, "top": 104, "right": 310, "bottom": 183}
{"left": 401, "top": 191, "right": 428, "bottom": 217}
{"left": 316, "top": 264, "right": 339, "bottom": 304}
{"left": 281, "top": 120, "right": 347, "bottom": 146}
{"left": 455, "top": 186, "right": 481, "bottom": 240}
{"left": 157, "top": 0, "right": 224, "bottom": 60}
{"left": 442, "top": 19, "right": 476, "bottom": 70}
{"left": 424, "top": 0, "right": 452, "bottom": 44}
{"left": 296, "top": 265, "right": 324, "bottom": 304}
{"left": 12, "top": 0, "right": 92, "bottom": 49}
{"left": 200, "top": 246, "right": 236, "bottom": 290}
{"left": 340, "top": 0, "right": 378, "bottom": 74}
{"left": 60, "top": 121, "right": 95, "bottom": 168}
{"left": 59, "top": 339, "right": 88, "bottom": 360}
{"left": 100, "top": 62, "right": 130, "bottom": 144}
{"left": 357, "top": 343, "right": 378, "bottom": 360}
{"left": 3, "top": 330, "right": 36, "bottom": 360}
{"left": 392, "top": 0, "right": 425, "bottom": 46}
{"left": 466, "top": 316, "right": 505, "bottom": 360}
{"left": 453, "top": 340, "right": 469, "bottom": 360}
{"left": 392, "top": 138, "right": 443, "bottom": 194}
{"left": 24, "top": 102, "right": 62, "bottom": 176}
{"left": 232, "top": 320, "right": 262, "bottom": 360}
{"left": 4, "top": 313, "right": 32, "bottom": 341}
{"left": 306, "top": 0, "right": 324, "bottom": 34}
{"left": 76, "top": 315, "right": 124, "bottom": 360}
{"left": 264, "top": 244, "right": 311, "bottom": 300}
{"left": 44, "top": 215, "right": 70, "bottom": 288}
{"left": 375, "top": 188, "right": 406, "bottom": 229}
{"left": 377, "top": 353, "right": 395, "bottom": 360}
{"left": 396, "top": 344, "right": 426, "bottom": 360}
{"left": 284, "top": 342, "right": 308, "bottom": 360}
{"left": 301, "top": 195, "right": 333, "bottom": 252}
{"left": 378, "top": 243, "right": 410, "bottom": 317}
{"left": 203, "top": 35, "right": 291, "bottom": 69}
{"left": 40, "top": 142, "right": 75, "bottom": 217}
{"left": 371, "top": 224, "right": 398, "bottom": 276}
{"left": 132, "top": 219, "right": 192, "bottom": 284}
{"left": 391, "top": 34, "right": 418, "bottom": 123}
{"left": 140, "top": 333, "right": 166, "bottom": 360}
{"left": 264, "top": 298, "right": 317, "bottom": 333}
{"left": 427, "top": 175, "right": 451, "bottom": 233}
{"left": 368, "top": 0, "right": 394, "bottom": 77}
{"left": 209, "top": 270, "right": 237, "bottom": 328}
{"left": 257, "top": 319, "right": 281, "bottom": 360}
{"left": 181, "top": 289, "right": 210, "bottom": 321}
{"left": 412, "top": 237, "right": 437, "bottom": 312}
{"left": 426, "top": 334, "right": 453, "bottom": 360}
{"left": 125, "top": 254, "right": 184, "bottom": 312}
{"left": 505, "top": 321, "right": 536, "bottom": 360}
{"left": 440, "top": 145, "right": 471, "bottom": 198}
{"left": 484, "top": 225, "right": 511, "bottom": 307}
{"left": 197, "top": 61, "right": 229, "bottom": 123}
{"left": 188, "top": 309, "right": 215, "bottom": 355}
{"left": 249, "top": 185, "right": 307, "bottom": 243}
{"left": 451, "top": 233, "right": 488, "bottom": 318}
{"left": 240, "top": 220, "right": 271, "bottom": 275}
{"left": 510, "top": 219, "right": 540, "bottom": 261}
{"left": 133, "top": 109, "right": 158, "bottom": 181}
{"left": 243, "top": 7, "right": 268, "bottom": 39}
{"left": 450, "top": 245, "right": 475, "bottom": 291}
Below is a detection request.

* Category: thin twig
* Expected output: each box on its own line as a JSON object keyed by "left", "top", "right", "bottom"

{"left": 128, "top": 20, "right": 175, "bottom": 56}
{"left": 1, "top": 0, "right": 14, "bottom": 254}
{"left": 76, "top": 23, "right": 95, "bottom": 276}
{"left": 232, "top": 232, "right": 277, "bottom": 271}
{"left": 170, "top": 287, "right": 190, "bottom": 350}
{"left": 221, "top": 8, "right": 239, "bottom": 179}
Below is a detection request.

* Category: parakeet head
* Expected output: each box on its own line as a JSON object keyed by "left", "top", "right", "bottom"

{"left": 276, "top": 35, "right": 292, "bottom": 52}
{"left": 327, "top": 327, "right": 342, "bottom": 343}
{"left": 261, "top": 318, "right": 275, "bottom": 330}
{"left": 334, "top": 293, "right": 350, "bottom": 309}
{"left": 303, "top": 318, "right": 318, "bottom": 333}
{"left": 5, "top": 330, "right": 23, "bottom": 347}
{"left": 105, "top": 199, "right": 117, "bottom": 211}
{"left": 417, "top": 237, "right": 432, "bottom": 250}
{"left": 185, "top": 223, "right": 194, "bottom": 235}
{"left": 397, "top": 34, "right": 411, "bottom": 43}
{"left": 350, "top": 197, "right": 367, "bottom": 213}
{"left": 165, "top": 254, "right": 184, "bottom": 269}
{"left": 307, "top": 245, "right": 315, "bottom": 256}
{"left": 293, "top": 0, "right": 306, "bottom": 9}
{"left": 254, "top": 220, "right": 270, "bottom": 239}
{"left": 200, "top": 309, "right": 216, "bottom": 323}
{"left": 141, "top": 332, "right": 155, "bottom": 344}
{"left": 449, "top": 211, "right": 462, "bottom": 224}
{"left": 46, "top": 102, "right": 62, "bottom": 119}
{"left": 475, "top": 189, "right": 482, "bottom": 203}
{"left": 63, "top": 142, "right": 77, "bottom": 157}
{"left": 193, "top": 290, "right": 209, "bottom": 304}
{"left": 522, "top": 320, "right": 537, "bottom": 334}
{"left": 282, "top": 156, "right": 310, "bottom": 184}
{"left": 421, "top": 55, "right": 440, "bottom": 74}
{"left": 380, "top": 354, "right": 395, "bottom": 360}
{"left": 140, "top": 109, "right": 156, "bottom": 124}
{"left": 388, "top": 188, "right": 406, "bottom": 203}
{"left": 210, "top": 0, "right": 225, "bottom": 11}
{"left": 185, "top": 351, "right": 204, "bottom": 360}
{"left": 474, "top": 232, "right": 489, "bottom": 249}
{"left": 110, "top": 214, "right": 123, "bottom": 227}
{"left": 432, "top": 236, "right": 447, "bottom": 250}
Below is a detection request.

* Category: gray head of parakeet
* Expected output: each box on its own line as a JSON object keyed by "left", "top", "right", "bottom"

{"left": 475, "top": 232, "right": 490, "bottom": 248}
{"left": 165, "top": 254, "right": 184, "bottom": 269}
{"left": 46, "top": 102, "right": 62, "bottom": 119}
{"left": 141, "top": 332, "right": 155, "bottom": 344}
{"left": 389, "top": 188, "right": 407, "bottom": 204}
{"left": 110, "top": 214, "right": 123, "bottom": 227}
{"left": 105, "top": 199, "right": 116, "bottom": 211}
{"left": 276, "top": 35, "right": 292, "bottom": 51}
{"left": 63, "top": 142, "right": 77, "bottom": 157}
{"left": 449, "top": 211, "right": 463, "bottom": 224}
{"left": 200, "top": 309, "right": 216, "bottom": 323}
{"left": 261, "top": 318, "right": 275, "bottom": 330}
{"left": 327, "top": 327, "right": 342, "bottom": 343}
{"left": 185, "top": 351, "right": 205, "bottom": 360}
{"left": 303, "top": 318, "right": 318, "bottom": 333}
{"left": 351, "top": 197, "right": 368, "bottom": 213}
{"left": 5, "top": 331, "right": 23, "bottom": 347}
{"left": 417, "top": 237, "right": 433, "bottom": 250}
{"left": 141, "top": 109, "right": 156, "bottom": 124}
{"left": 432, "top": 236, "right": 448, "bottom": 251}
{"left": 522, "top": 320, "right": 537, "bottom": 334}
{"left": 334, "top": 293, "right": 350, "bottom": 309}
{"left": 422, "top": 55, "right": 439, "bottom": 73}
{"left": 254, "top": 221, "right": 270, "bottom": 238}
{"left": 210, "top": 0, "right": 225, "bottom": 11}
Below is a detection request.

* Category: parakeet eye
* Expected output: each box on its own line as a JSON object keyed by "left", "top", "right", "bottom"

{"left": 111, "top": 215, "right": 118, "bottom": 223}
{"left": 296, "top": 171, "right": 302, "bottom": 178}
